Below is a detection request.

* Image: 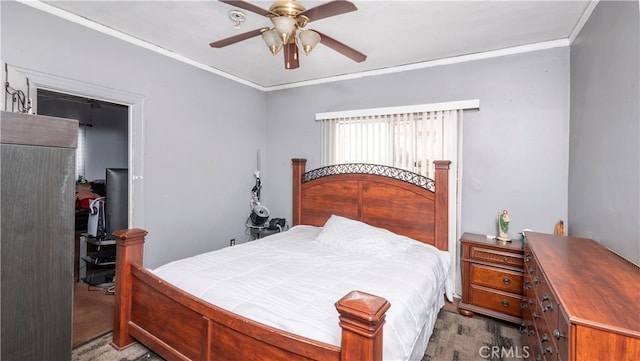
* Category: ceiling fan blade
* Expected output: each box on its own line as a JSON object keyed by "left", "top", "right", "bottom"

{"left": 283, "top": 42, "right": 300, "bottom": 69}
{"left": 299, "top": 0, "right": 357, "bottom": 22}
{"left": 209, "top": 28, "right": 265, "bottom": 48}
{"left": 219, "top": 0, "right": 277, "bottom": 17}
{"left": 315, "top": 30, "right": 366, "bottom": 63}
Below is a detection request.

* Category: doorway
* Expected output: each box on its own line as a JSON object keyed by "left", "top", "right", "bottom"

{"left": 36, "top": 89, "right": 128, "bottom": 347}
{"left": 6, "top": 63, "right": 146, "bottom": 347}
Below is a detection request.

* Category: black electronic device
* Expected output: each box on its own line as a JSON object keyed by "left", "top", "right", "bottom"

{"left": 250, "top": 204, "right": 270, "bottom": 226}
{"left": 105, "top": 168, "right": 128, "bottom": 236}
{"left": 267, "top": 218, "right": 286, "bottom": 231}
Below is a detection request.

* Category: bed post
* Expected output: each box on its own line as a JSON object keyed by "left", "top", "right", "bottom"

{"left": 110, "top": 228, "right": 148, "bottom": 350}
{"left": 335, "top": 291, "right": 391, "bottom": 361}
{"left": 292, "top": 158, "right": 307, "bottom": 226}
{"left": 433, "top": 161, "right": 451, "bottom": 251}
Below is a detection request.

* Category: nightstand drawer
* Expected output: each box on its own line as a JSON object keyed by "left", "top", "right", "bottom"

{"left": 459, "top": 233, "right": 524, "bottom": 324}
{"left": 468, "top": 284, "right": 523, "bottom": 318}
{"left": 470, "top": 263, "right": 523, "bottom": 294}
{"left": 469, "top": 246, "right": 524, "bottom": 268}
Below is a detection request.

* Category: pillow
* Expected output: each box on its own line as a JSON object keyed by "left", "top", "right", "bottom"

{"left": 315, "top": 215, "right": 413, "bottom": 258}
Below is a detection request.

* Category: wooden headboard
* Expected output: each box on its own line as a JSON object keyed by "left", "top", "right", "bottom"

{"left": 292, "top": 159, "right": 450, "bottom": 251}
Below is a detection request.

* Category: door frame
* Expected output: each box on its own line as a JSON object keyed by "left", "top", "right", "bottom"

{"left": 10, "top": 65, "right": 146, "bottom": 231}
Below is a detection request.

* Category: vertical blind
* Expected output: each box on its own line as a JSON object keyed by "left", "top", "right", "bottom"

{"left": 76, "top": 125, "right": 87, "bottom": 180}
{"left": 318, "top": 100, "right": 478, "bottom": 179}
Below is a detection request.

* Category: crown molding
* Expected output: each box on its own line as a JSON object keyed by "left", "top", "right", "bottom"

{"left": 20, "top": 0, "right": 575, "bottom": 93}
{"left": 17, "top": 0, "right": 267, "bottom": 91}
{"left": 569, "top": 0, "right": 600, "bottom": 44}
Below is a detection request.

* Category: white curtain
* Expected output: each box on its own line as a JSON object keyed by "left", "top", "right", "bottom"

{"left": 76, "top": 125, "right": 87, "bottom": 180}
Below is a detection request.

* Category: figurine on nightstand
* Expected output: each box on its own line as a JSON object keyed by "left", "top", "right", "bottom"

{"left": 497, "top": 209, "right": 510, "bottom": 241}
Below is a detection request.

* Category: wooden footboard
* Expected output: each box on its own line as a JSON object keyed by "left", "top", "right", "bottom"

{"left": 111, "top": 229, "right": 390, "bottom": 361}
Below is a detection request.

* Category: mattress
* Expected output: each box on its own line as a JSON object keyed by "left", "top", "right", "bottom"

{"left": 152, "top": 222, "right": 452, "bottom": 361}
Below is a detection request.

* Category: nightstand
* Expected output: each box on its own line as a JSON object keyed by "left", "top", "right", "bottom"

{"left": 458, "top": 232, "right": 524, "bottom": 324}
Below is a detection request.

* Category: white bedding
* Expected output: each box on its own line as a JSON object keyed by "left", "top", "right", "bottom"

{"left": 152, "top": 222, "right": 452, "bottom": 361}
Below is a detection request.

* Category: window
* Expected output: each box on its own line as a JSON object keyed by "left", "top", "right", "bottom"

{"left": 317, "top": 100, "right": 479, "bottom": 178}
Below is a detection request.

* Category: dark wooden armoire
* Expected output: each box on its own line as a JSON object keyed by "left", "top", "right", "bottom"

{"left": 1, "top": 111, "right": 77, "bottom": 360}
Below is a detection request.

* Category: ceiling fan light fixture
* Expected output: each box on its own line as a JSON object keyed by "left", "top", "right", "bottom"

{"left": 271, "top": 16, "right": 297, "bottom": 43}
{"left": 212, "top": 0, "right": 366, "bottom": 70}
{"left": 261, "top": 29, "right": 283, "bottom": 55}
{"left": 298, "top": 30, "right": 321, "bottom": 55}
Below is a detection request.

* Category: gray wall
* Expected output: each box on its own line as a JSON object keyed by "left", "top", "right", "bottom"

{"left": 264, "top": 48, "right": 570, "bottom": 292}
{"left": 569, "top": 1, "right": 640, "bottom": 264}
{"left": 13, "top": 0, "right": 621, "bottom": 279}
{"left": 264, "top": 48, "right": 570, "bottom": 239}
{"left": 1, "top": 1, "right": 267, "bottom": 268}
{"left": 83, "top": 105, "right": 128, "bottom": 180}
{"left": 36, "top": 96, "right": 129, "bottom": 181}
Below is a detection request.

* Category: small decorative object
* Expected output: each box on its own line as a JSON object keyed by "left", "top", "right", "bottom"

{"left": 554, "top": 220, "right": 566, "bottom": 236}
{"left": 497, "top": 209, "right": 510, "bottom": 241}
{"left": 520, "top": 229, "right": 532, "bottom": 245}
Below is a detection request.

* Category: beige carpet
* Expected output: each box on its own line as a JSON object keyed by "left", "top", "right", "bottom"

{"left": 73, "top": 282, "right": 114, "bottom": 347}
{"left": 72, "top": 333, "right": 162, "bottom": 361}
{"left": 423, "top": 310, "right": 522, "bottom": 361}
{"left": 72, "top": 307, "right": 521, "bottom": 361}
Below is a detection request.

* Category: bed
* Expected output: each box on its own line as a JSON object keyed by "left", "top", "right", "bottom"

{"left": 111, "top": 158, "right": 451, "bottom": 361}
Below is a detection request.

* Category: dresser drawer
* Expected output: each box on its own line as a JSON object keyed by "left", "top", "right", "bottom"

{"left": 522, "top": 274, "right": 536, "bottom": 315}
{"left": 469, "top": 245, "right": 524, "bottom": 268}
{"left": 468, "top": 284, "right": 523, "bottom": 318}
{"left": 555, "top": 305, "right": 570, "bottom": 361}
{"left": 470, "top": 263, "right": 523, "bottom": 294}
{"left": 532, "top": 308, "right": 558, "bottom": 361}
{"left": 537, "top": 279, "right": 559, "bottom": 328}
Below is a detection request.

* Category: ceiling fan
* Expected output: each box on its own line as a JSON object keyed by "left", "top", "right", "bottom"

{"left": 210, "top": 0, "right": 367, "bottom": 70}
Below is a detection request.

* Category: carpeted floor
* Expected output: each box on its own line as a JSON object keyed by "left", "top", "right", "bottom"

{"left": 72, "top": 308, "right": 521, "bottom": 361}
{"left": 423, "top": 310, "right": 522, "bottom": 361}
{"left": 73, "top": 282, "right": 114, "bottom": 347}
{"left": 72, "top": 333, "right": 162, "bottom": 361}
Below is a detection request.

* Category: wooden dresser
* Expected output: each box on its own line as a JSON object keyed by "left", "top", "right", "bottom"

{"left": 521, "top": 231, "right": 640, "bottom": 361}
{"left": 459, "top": 232, "right": 524, "bottom": 324}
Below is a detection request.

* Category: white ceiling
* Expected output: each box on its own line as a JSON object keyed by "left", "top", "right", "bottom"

{"left": 36, "top": 0, "right": 594, "bottom": 90}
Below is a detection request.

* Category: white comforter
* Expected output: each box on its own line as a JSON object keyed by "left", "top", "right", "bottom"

{"left": 152, "top": 224, "right": 452, "bottom": 361}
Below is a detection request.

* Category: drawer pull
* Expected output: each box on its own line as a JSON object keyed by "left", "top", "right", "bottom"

{"left": 524, "top": 254, "right": 531, "bottom": 262}
{"left": 501, "top": 299, "right": 510, "bottom": 308}
{"left": 519, "top": 322, "right": 527, "bottom": 334}
{"left": 502, "top": 277, "right": 511, "bottom": 285}
{"left": 503, "top": 256, "right": 509, "bottom": 263}
{"left": 533, "top": 312, "right": 540, "bottom": 319}
{"left": 528, "top": 267, "right": 535, "bottom": 274}
{"left": 533, "top": 277, "right": 539, "bottom": 284}
{"left": 524, "top": 281, "right": 532, "bottom": 290}
{"left": 541, "top": 295, "right": 554, "bottom": 312}
{"left": 553, "top": 329, "right": 566, "bottom": 340}
{"left": 544, "top": 347, "right": 553, "bottom": 354}
{"left": 541, "top": 333, "right": 549, "bottom": 343}
{"left": 520, "top": 300, "right": 528, "bottom": 309}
